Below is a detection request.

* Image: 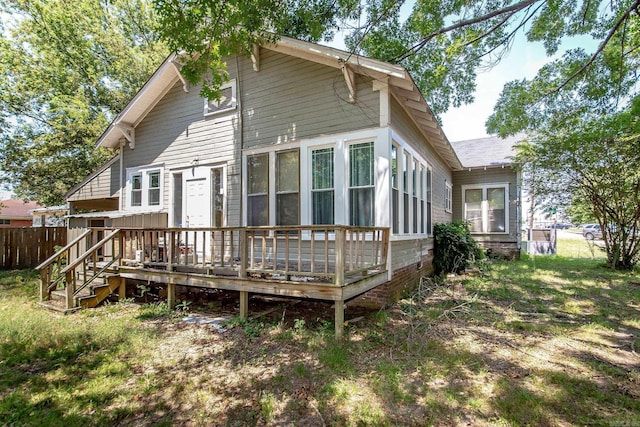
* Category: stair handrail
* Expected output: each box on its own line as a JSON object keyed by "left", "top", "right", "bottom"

{"left": 73, "top": 254, "right": 122, "bottom": 297}
{"left": 36, "top": 229, "right": 92, "bottom": 271}
{"left": 60, "top": 229, "right": 122, "bottom": 276}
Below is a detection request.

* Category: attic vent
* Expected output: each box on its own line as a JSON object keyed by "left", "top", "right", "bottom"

{"left": 204, "top": 80, "right": 237, "bottom": 116}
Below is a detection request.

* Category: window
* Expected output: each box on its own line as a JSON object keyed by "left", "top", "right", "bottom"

{"left": 391, "top": 145, "right": 399, "bottom": 234}
{"left": 131, "top": 173, "right": 142, "bottom": 207}
{"left": 349, "top": 142, "right": 375, "bottom": 226}
{"left": 312, "top": 148, "right": 334, "bottom": 225}
{"left": 420, "top": 166, "right": 425, "bottom": 234}
{"left": 444, "top": 182, "right": 452, "bottom": 213}
{"left": 247, "top": 154, "right": 269, "bottom": 226}
{"left": 412, "top": 160, "right": 418, "bottom": 233}
{"left": 211, "top": 168, "right": 224, "bottom": 227}
{"left": 426, "top": 167, "right": 432, "bottom": 235}
{"left": 204, "top": 80, "right": 237, "bottom": 116}
{"left": 127, "top": 166, "right": 163, "bottom": 209}
{"left": 276, "top": 150, "right": 299, "bottom": 225}
{"left": 148, "top": 171, "right": 160, "bottom": 206}
{"left": 463, "top": 184, "right": 509, "bottom": 233}
{"left": 0, "top": 219, "right": 10, "bottom": 225}
{"left": 403, "top": 151, "right": 410, "bottom": 233}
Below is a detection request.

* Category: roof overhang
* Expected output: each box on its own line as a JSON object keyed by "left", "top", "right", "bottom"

{"left": 95, "top": 35, "right": 463, "bottom": 170}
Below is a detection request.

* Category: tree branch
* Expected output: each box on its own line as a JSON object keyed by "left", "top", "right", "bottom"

{"left": 552, "top": 0, "right": 640, "bottom": 93}
{"left": 391, "top": 0, "right": 543, "bottom": 63}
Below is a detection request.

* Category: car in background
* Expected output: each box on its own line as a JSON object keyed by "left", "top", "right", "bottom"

{"left": 582, "top": 224, "right": 602, "bottom": 240}
{"left": 550, "top": 223, "right": 572, "bottom": 229}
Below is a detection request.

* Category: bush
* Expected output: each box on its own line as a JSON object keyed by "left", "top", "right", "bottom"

{"left": 433, "top": 222, "right": 480, "bottom": 275}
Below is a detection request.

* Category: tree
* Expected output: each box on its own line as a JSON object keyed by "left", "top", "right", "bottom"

{"left": 0, "top": 0, "right": 168, "bottom": 206}
{"left": 152, "top": 0, "right": 640, "bottom": 117}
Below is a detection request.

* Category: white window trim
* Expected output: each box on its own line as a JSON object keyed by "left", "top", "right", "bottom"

{"left": 461, "top": 183, "right": 510, "bottom": 234}
{"left": 125, "top": 165, "right": 164, "bottom": 211}
{"left": 203, "top": 79, "right": 237, "bottom": 117}
{"left": 445, "top": 181, "right": 453, "bottom": 213}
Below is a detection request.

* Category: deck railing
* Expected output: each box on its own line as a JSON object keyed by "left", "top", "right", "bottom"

{"left": 119, "top": 226, "right": 389, "bottom": 284}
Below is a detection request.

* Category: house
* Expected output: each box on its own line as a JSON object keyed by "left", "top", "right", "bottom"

{"left": 0, "top": 199, "right": 42, "bottom": 228}
{"left": 41, "top": 36, "right": 520, "bottom": 335}
{"left": 450, "top": 135, "right": 522, "bottom": 259}
{"left": 31, "top": 205, "right": 68, "bottom": 227}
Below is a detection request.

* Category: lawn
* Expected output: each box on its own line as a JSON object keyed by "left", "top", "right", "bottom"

{"left": 0, "top": 236, "right": 638, "bottom": 426}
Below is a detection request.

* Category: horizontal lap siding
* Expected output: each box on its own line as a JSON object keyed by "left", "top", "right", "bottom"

{"left": 241, "top": 50, "right": 379, "bottom": 148}
{"left": 123, "top": 57, "right": 241, "bottom": 225}
{"left": 68, "top": 161, "right": 120, "bottom": 202}
{"left": 390, "top": 238, "right": 433, "bottom": 271}
{"left": 389, "top": 97, "right": 452, "bottom": 225}
{"left": 452, "top": 168, "right": 519, "bottom": 244}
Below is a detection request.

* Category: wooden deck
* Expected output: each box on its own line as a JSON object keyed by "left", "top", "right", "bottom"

{"left": 38, "top": 226, "right": 390, "bottom": 337}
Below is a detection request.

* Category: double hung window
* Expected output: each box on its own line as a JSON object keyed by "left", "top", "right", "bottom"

{"left": 127, "top": 166, "right": 163, "bottom": 209}
{"left": 463, "top": 184, "right": 508, "bottom": 233}
{"left": 247, "top": 154, "right": 269, "bottom": 226}
{"left": 349, "top": 142, "right": 375, "bottom": 226}
{"left": 312, "top": 148, "right": 334, "bottom": 225}
{"left": 276, "top": 150, "right": 299, "bottom": 226}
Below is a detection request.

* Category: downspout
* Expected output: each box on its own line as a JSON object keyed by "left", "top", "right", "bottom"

{"left": 236, "top": 55, "right": 244, "bottom": 227}
{"left": 119, "top": 139, "right": 125, "bottom": 211}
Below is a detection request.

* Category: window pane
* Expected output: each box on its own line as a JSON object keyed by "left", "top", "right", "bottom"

{"left": 392, "top": 189, "right": 399, "bottom": 234}
{"left": 350, "top": 187, "right": 374, "bottom": 226}
{"left": 426, "top": 169, "right": 432, "bottom": 234}
{"left": 131, "top": 191, "right": 142, "bottom": 207}
{"left": 148, "top": 171, "right": 160, "bottom": 189}
{"left": 312, "top": 148, "right": 333, "bottom": 190}
{"left": 132, "top": 174, "right": 142, "bottom": 190}
{"left": 149, "top": 189, "right": 160, "bottom": 206}
{"left": 277, "top": 150, "right": 299, "bottom": 192}
{"left": 391, "top": 145, "right": 398, "bottom": 189}
{"left": 488, "top": 187, "right": 506, "bottom": 232}
{"left": 248, "top": 195, "right": 268, "bottom": 226}
{"left": 212, "top": 168, "right": 223, "bottom": 227}
{"left": 349, "top": 142, "right": 373, "bottom": 187}
{"left": 277, "top": 193, "right": 298, "bottom": 225}
{"left": 403, "top": 193, "right": 409, "bottom": 233}
{"left": 248, "top": 154, "right": 268, "bottom": 194}
{"left": 206, "top": 85, "right": 234, "bottom": 114}
{"left": 465, "top": 189, "right": 483, "bottom": 232}
{"left": 313, "top": 190, "right": 334, "bottom": 225}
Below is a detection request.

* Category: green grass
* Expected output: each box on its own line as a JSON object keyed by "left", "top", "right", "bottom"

{"left": 0, "top": 236, "right": 638, "bottom": 426}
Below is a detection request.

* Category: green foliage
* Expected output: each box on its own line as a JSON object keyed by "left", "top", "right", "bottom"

{"left": 0, "top": 0, "right": 168, "bottom": 205}
{"left": 433, "top": 221, "right": 480, "bottom": 275}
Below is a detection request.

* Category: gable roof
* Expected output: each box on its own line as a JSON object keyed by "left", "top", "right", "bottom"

{"left": 450, "top": 134, "right": 524, "bottom": 169}
{"left": 96, "top": 36, "right": 462, "bottom": 170}
{"left": 0, "top": 199, "right": 42, "bottom": 219}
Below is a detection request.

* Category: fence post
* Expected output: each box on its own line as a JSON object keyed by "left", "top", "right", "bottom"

{"left": 65, "top": 270, "right": 74, "bottom": 309}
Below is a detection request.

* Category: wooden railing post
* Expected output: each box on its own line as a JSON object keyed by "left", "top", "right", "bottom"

{"left": 65, "top": 270, "right": 74, "bottom": 309}
{"left": 40, "top": 269, "right": 48, "bottom": 301}
{"left": 335, "top": 227, "right": 345, "bottom": 286}
{"left": 239, "top": 229, "right": 247, "bottom": 279}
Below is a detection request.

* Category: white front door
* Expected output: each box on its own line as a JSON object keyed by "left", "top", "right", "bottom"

{"left": 185, "top": 177, "right": 209, "bottom": 228}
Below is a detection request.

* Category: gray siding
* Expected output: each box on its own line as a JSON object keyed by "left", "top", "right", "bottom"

{"left": 452, "top": 167, "right": 519, "bottom": 243}
{"left": 68, "top": 161, "right": 120, "bottom": 202}
{"left": 389, "top": 97, "right": 453, "bottom": 226}
{"left": 241, "top": 49, "right": 379, "bottom": 148}
{"left": 390, "top": 238, "right": 433, "bottom": 271}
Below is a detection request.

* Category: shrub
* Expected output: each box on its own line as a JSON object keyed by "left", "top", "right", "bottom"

{"left": 433, "top": 222, "right": 480, "bottom": 275}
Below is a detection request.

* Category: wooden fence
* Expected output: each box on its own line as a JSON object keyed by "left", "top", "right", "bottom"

{"left": 0, "top": 227, "right": 67, "bottom": 269}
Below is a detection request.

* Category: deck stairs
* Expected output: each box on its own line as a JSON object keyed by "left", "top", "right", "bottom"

{"left": 37, "top": 229, "right": 124, "bottom": 313}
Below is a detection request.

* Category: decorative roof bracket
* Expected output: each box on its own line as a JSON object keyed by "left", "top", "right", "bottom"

{"left": 341, "top": 62, "right": 356, "bottom": 103}
{"left": 170, "top": 60, "right": 189, "bottom": 92}
{"left": 115, "top": 123, "right": 135, "bottom": 149}
{"left": 251, "top": 43, "right": 260, "bottom": 72}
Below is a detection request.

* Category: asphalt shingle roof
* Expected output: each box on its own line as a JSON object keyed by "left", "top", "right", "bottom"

{"left": 450, "top": 134, "right": 524, "bottom": 168}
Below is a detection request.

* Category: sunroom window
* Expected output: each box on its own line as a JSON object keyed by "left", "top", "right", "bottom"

{"left": 349, "top": 142, "right": 374, "bottom": 226}
{"left": 312, "top": 148, "right": 334, "bottom": 225}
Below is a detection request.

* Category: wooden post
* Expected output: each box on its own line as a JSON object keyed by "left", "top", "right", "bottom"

{"left": 167, "top": 282, "right": 175, "bottom": 309}
{"left": 118, "top": 277, "right": 126, "bottom": 300}
{"left": 335, "top": 299, "right": 345, "bottom": 339}
{"left": 239, "top": 229, "right": 247, "bottom": 279}
{"left": 239, "top": 290, "right": 249, "bottom": 319}
{"left": 40, "top": 269, "right": 48, "bottom": 301}
{"left": 65, "top": 270, "right": 74, "bottom": 309}
{"left": 335, "top": 227, "right": 345, "bottom": 286}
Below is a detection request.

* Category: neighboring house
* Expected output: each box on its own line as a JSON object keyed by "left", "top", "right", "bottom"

{"left": 51, "top": 36, "right": 520, "bottom": 333}
{"left": 0, "top": 199, "right": 42, "bottom": 228}
{"left": 450, "top": 134, "right": 523, "bottom": 258}
{"left": 31, "top": 205, "right": 68, "bottom": 227}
